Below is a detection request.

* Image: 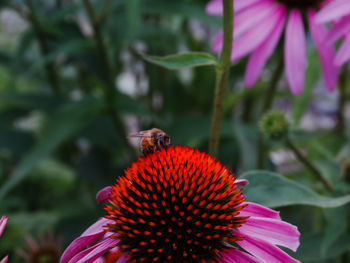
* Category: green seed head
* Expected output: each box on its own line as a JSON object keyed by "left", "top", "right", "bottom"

{"left": 260, "top": 111, "right": 289, "bottom": 140}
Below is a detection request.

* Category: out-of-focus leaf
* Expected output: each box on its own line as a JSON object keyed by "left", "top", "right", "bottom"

{"left": 292, "top": 50, "right": 320, "bottom": 124}
{"left": 0, "top": 97, "right": 103, "bottom": 199}
{"left": 0, "top": 130, "right": 34, "bottom": 156}
{"left": 143, "top": 52, "right": 217, "bottom": 70}
{"left": 126, "top": 0, "right": 141, "bottom": 40}
{"left": 321, "top": 207, "right": 347, "bottom": 258}
{"left": 0, "top": 92, "right": 63, "bottom": 112}
{"left": 295, "top": 231, "right": 350, "bottom": 262}
{"left": 27, "top": 40, "right": 91, "bottom": 74}
{"left": 141, "top": 0, "right": 221, "bottom": 26}
{"left": 167, "top": 115, "right": 232, "bottom": 146}
{"left": 241, "top": 171, "right": 350, "bottom": 208}
{"left": 234, "top": 120, "right": 258, "bottom": 171}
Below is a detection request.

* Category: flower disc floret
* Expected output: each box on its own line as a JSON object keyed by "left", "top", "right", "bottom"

{"left": 105, "top": 146, "right": 247, "bottom": 262}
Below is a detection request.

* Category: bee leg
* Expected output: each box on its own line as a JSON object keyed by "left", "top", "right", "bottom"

{"left": 142, "top": 145, "right": 154, "bottom": 156}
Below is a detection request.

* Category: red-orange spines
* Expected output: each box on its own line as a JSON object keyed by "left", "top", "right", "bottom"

{"left": 105, "top": 146, "right": 247, "bottom": 262}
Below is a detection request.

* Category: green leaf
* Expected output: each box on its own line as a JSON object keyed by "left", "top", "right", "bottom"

{"left": 0, "top": 98, "right": 103, "bottom": 199}
{"left": 143, "top": 52, "right": 218, "bottom": 70}
{"left": 321, "top": 207, "right": 347, "bottom": 258}
{"left": 241, "top": 171, "right": 350, "bottom": 208}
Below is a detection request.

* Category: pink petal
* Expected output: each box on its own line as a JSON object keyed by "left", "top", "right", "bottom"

{"left": 334, "top": 33, "right": 350, "bottom": 66}
{"left": 72, "top": 238, "right": 119, "bottom": 263}
{"left": 245, "top": 8, "right": 285, "bottom": 87}
{"left": 96, "top": 186, "right": 113, "bottom": 204}
{"left": 205, "top": 0, "right": 223, "bottom": 16}
{"left": 308, "top": 9, "right": 339, "bottom": 92}
{"left": 233, "top": 230, "right": 301, "bottom": 263}
{"left": 0, "top": 256, "right": 8, "bottom": 263}
{"left": 284, "top": 9, "right": 306, "bottom": 95}
{"left": 219, "top": 248, "right": 260, "bottom": 263}
{"left": 327, "top": 15, "right": 350, "bottom": 44}
{"left": 0, "top": 216, "right": 8, "bottom": 237}
{"left": 240, "top": 202, "right": 281, "bottom": 220}
{"left": 231, "top": 6, "right": 286, "bottom": 62}
{"left": 238, "top": 217, "right": 300, "bottom": 251}
{"left": 212, "top": 31, "right": 224, "bottom": 53}
{"left": 234, "top": 0, "right": 277, "bottom": 39}
{"left": 315, "top": 0, "right": 350, "bottom": 23}
{"left": 234, "top": 178, "right": 249, "bottom": 186}
{"left": 60, "top": 218, "right": 113, "bottom": 263}
{"left": 235, "top": 0, "right": 266, "bottom": 13}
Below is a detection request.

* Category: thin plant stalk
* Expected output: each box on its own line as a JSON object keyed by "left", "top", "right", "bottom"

{"left": 209, "top": 0, "right": 234, "bottom": 157}
{"left": 257, "top": 55, "right": 284, "bottom": 168}
{"left": 25, "top": 0, "right": 60, "bottom": 96}
{"left": 83, "top": 0, "right": 137, "bottom": 159}
{"left": 336, "top": 65, "right": 348, "bottom": 132}
{"left": 286, "top": 138, "right": 333, "bottom": 192}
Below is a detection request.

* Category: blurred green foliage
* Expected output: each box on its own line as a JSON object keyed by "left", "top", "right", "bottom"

{"left": 0, "top": 0, "right": 349, "bottom": 262}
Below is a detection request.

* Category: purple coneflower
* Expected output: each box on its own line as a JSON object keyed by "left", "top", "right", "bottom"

{"left": 206, "top": 0, "right": 339, "bottom": 95}
{"left": 0, "top": 216, "right": 9, "bottom": 263}
{"left": 315, "top": 0, "right": 350, "bottom": 66}
{"left": 60, "top": 146, "right": 300, "bottom": 263}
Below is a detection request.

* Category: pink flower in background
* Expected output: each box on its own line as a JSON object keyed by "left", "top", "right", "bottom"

{"left": 316, "top": 0, "right": 350, "bottom": 66}
{"left": 0, "top": 216, "right": 9, "bottom": 263}
{"left": 60, "top": 147, "right": 300, "bottom": 262}
{"left": 206, "top": 0, "right": 339, "bottom": 95}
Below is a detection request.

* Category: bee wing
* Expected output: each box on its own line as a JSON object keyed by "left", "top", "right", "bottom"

{"left": 128, "top": 130, "right": 153, "bottom": 138}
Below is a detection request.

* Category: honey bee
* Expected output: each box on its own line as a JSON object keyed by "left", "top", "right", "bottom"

{"left": 129, "top": 128, "right": 170, "bottom": 156}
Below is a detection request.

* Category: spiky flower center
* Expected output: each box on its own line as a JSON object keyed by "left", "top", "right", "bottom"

{"left": 105, "top": 146, "right": 247, "bottom": 262}
{"left": 277, "top": 0, "right": 323, "bottom": 8}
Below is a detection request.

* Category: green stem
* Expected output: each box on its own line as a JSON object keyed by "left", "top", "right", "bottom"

{"left": 209, "top": 0, "right": 233, "bottom": 157}
{"left": 336, "top": 65, "right": 348, "bottom": 132}
{"left": 257, "top": 55, "right": 284, "bottom": 168}
{"left": 25, "top": 0, "right": 60, "bottom": 96}
{"left": 286, "top": 138, "right": 333, "bottom": 192}
{"left": 83, "top": 0, "right": 137, "bottom": 159}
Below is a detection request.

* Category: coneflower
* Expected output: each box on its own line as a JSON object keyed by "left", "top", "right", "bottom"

{"left": 315, "top": 0, "right": 350, "bottom": 67}
{"left": 60, "top": 146, "right": 300, "bottom": 262}
{"left": 206, "top": 0, "right": 338, "bottom": 95}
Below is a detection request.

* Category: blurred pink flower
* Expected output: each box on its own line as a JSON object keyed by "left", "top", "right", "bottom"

{"left": 315, "top": 0, "right": 350, "bottom": 66}
{"left": 0, "top": 216, "right": 9, "bottom": 263}
{"left": 206, "top": 0, "right": 339, "bottom": 95}
{"left": 60, "top": 146, "right": 300, "bottom": 262}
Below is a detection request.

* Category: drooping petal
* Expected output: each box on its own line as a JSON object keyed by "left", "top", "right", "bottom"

{"left": 205, "top": 0, "right": 223, "bottom": 16}
{"left": 326, "top": 15, "right": 350, "bottom": 44}
{"left": 0, "top": 255, "right": 8, "bottom": 263}
{"left": 96, "top": 186, "right": 113, "bottom": 204}
{"left": 235, "top": 0, "right": 266, "bottom": 13}
{"left": 206, "top": 0, "right": 266, "bottom": 15}
{"left": 234, "top": 178, "right": 249, "bottom": 186}
{"left": 308, "top": 9, "right": 338, "bottom": 92}
{"left": 231, "top": 6, "right": 286, "bottom": 62}
{"left": 238, "top": 217, "right": 300, "bottom": 251}
{"left": 212, "top": 31, "right": 224, "bottom": 53}
{"left": 60, "top": 218, "right": 113, "bottom": 263}
{"left": 239, "top": 202, "right": 281, "bottom": 220}
{"left": 0, "top": 216, "right": 8, "bottom": 237}
{"left": 219, "top": 248, "right": 260, "bottom": 263}
{"left": 334, "top": 33, "right": 350, "bottom": 66}
{"left": 315, "top": 0, "right": 350, "bottom": 23}
{"left": 245, "top": 7, "right": 285, "bottom": 87}
{"left": 70, "top": 237, "right": 119, "bottom": 263}
{"left": 284, "top": 9, "right": 306, "bottom": 95}
{"left": 233, "top": 230, "right": 301, "bottom": 263}
{"left": 234, "top": 0, "right": 277, "bottom": 39}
